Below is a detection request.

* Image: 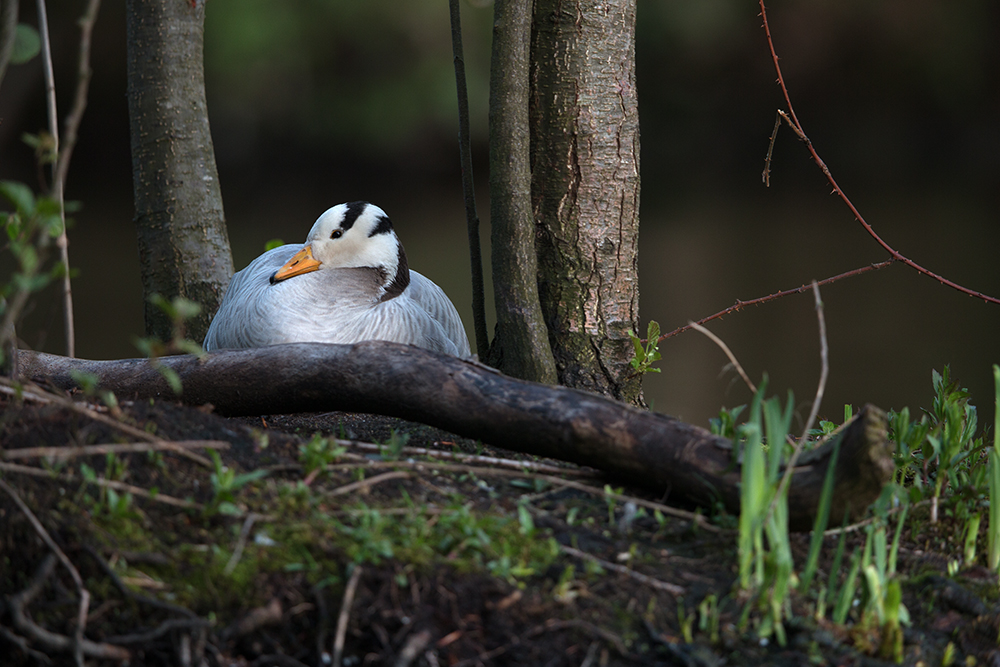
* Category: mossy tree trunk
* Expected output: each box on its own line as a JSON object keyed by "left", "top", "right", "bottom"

{"left": 530, "top": 0, "right": 642, "bottom": 404}
{"left": 126, "top": 0, "right": 232, "bottom": 343}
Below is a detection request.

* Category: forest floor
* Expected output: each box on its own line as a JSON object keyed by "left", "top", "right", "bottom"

{"left": 1, "top": 390, "right": 999, "bottom": 667}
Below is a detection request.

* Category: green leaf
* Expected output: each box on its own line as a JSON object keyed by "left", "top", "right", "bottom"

{"left": 0, "top": 181, "right": 36, "bottom": 216}
{"left": 11, "top": 24, "right": 41, "bottom": 65}
{"left": 646, "top": 320, "right": 661, "bottom": 343}
{"left": 216, "top": 501, "right": 243, "bottom": 516}
{"left": 264, "top": 238, "right": 285, "bottom": 251}
{"left": 158, "top": 365, "right": 183, "bottom": 395}
{"left": 171, "top": 297, "right": 202, "bottom": 321}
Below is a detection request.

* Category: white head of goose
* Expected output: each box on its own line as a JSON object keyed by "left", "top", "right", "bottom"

{"left": 203, "top": 201, "right": 472, "bottom": 358}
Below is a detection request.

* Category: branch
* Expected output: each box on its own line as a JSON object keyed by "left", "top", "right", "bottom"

{"left": 16, "top": 341, "right": 895, "bottom": 529}
{"left": 448, "top": 0, "right": 489, "bottom": 355}
{"left": 658, "top": 260, "right": 894, "bottom": 342}
{"left": 758, "top": 1, "right": 1000, "bottom": 306}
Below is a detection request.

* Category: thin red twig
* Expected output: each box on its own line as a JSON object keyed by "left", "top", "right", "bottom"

{"left": 657, "top": 259, "right": 894, "bottom": 343}
{"left": 758, "top": 0, "right": 1000, "bottom": 306}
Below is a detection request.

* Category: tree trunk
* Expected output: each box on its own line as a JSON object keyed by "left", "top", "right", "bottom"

{"left": 126, "top": 0, "right": 232, "bottom": 343}
{"left": 530, "top": 0, "right": 642, "bottom": 404}
{"left": 487, "top": 0, "right": 558, "bottom": 384}
{"left": 16, "top": 344, "right": 895, "bottom": 531}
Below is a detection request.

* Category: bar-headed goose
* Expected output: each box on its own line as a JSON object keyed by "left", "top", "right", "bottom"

{"left": 203, "top": 201, "right": 471, "bottom": 358}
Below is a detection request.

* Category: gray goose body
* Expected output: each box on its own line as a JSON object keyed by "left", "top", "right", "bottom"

{"left": 203, "top": 202, "right": 471, "bottom": 358}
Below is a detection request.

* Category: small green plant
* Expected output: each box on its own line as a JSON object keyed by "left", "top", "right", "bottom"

{"left": 134, "top": 294, "right": 205, "bottom": 394}
{"left": 0, "top": 181, "right": 74, "bottom": 365}
{"left": 379, "top": 429, "right": 410, "bottom": 461}
{"left": 299, "top": 433, "right": 346, "bottom": 477}
{"left": 79, "top": 457, "right": 139, "bottom": 523}
{"left": 628, "top": 320, "right": 662, "bottom": 375}
{"left": 709, "top": 404, "right": 745, "bottom": 439}
{"left": 207, "top": 450, "right": 269, "bottom": 516}
{"left": 69, "top": 369, "right": 121, "bottom": 415}
{"left": 889, "top": 367, "right": 983, "bottom": 523}
{"left": 736, "top": 378, "right": 796, "bottom": 646}
{"left": 697, "top": 594, "right": 720, "bottom": 644}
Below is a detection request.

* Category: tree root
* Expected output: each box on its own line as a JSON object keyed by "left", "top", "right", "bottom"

{"left": 15, "top": 341, "right": 894, "bottom": 530}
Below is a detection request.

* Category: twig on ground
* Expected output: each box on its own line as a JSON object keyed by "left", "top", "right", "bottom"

{"left": 3, "top": 528, "right": 128, "bottom": 662}
{"left": 0, "top": 461, "right": 203, "bottom": 511}
{"left": 823, "top": 499, "right": 922, "bottom": 536}
{"left": 0, "top": 377, "right": 213, "bottom": 467}
{"left": 319, "top": 460, "right": 719, "bottom": 531}
{"left": 657, "top": 260, "right": 894, "bottom": 342}
{"left": 758, "top": 0, "right": 1000, "bottom": 306}
{"left": 0, "top": 478, "right": 97, "bottom": 665}
{"left": 324, "top": 471, "right": 412, "bottom": 498}
{"left": 103, "top": 618, "right": 211, "bottom": 646}
{"left": 534, "top": 476, "right": 721, "bottom": 532}
{"left": 688, "top": 321, "right": 757, "bottom": 394}
{"left": 560, "top": 545, "right": 685, "bottom": 596}
{"left": 2, "top": 440, "right": 229, "bottom": 461}
{"left": 224, "top": 512, "right": 262, "bottom": 575}
{"left": 332, "top": 566, "right": 364, "bottom": 667}
{"left": 248, "top": 655, "right": 311, "bottom": 667}
{"left": 0, "top": 623, "right": 53, "bottom": 665}
{"left": 396, "top": 629, "right": 432, "bottom": 667}
{"left": 338, "top": 440, "right": 597, "bottom": 476}
{"left": 82, "top": 545, "right": 199, "bottom": 619}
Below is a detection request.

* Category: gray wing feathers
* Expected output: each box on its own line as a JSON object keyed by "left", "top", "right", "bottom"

{"left": 203, "top": 250, "right": 472, "bottom": 358}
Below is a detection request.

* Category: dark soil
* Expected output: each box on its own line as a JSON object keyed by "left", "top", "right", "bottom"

{"left": 1, "top": 390, "right": 998, "bottom": 667}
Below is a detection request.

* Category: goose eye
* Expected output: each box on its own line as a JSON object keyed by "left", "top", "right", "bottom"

{"left": 330, "top": 229, "right": 343, "bottom": 239}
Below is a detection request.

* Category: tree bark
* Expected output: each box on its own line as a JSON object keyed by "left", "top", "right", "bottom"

{"left": 126, "top": 0, "right": 233, "bottom": 343}
{"left": 531, "top": 0, "right": 642, "bottom": 404}
{"left": 487, "top": 0, "right": 558, "bottom": 384}
{"left": 17, "top": 344, "right": 894, "bottom": 531}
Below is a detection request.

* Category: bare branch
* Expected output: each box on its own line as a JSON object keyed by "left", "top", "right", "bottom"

{"left": 658, "top": 260, "right": 894, "bottom": 342}
{"left": 758, "top": 1, "right": 1000, "bottom": 306}
{"left": 688, "top": 322, "right": 757, "bottom": 394}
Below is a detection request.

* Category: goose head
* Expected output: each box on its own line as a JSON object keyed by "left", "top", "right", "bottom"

{"left": 270, "top": 201, "right": 410, "bottom": 300}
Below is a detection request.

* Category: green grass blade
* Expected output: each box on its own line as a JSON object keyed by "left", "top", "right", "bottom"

{"left": 800, "top": 434, "right": 842, "bottom": 592}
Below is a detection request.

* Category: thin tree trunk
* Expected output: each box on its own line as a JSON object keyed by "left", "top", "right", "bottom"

{"left": 488, "top": 0, "right": 558, "bottom": 384}
{"left": 448, "top": 0, "right": 489, "bottom": 357}
{"left": 531, "top": 0, "right": 642, "bottom": 404}
{"left": 126, "top": 0, "right": 233, "bottom": 343}
{"left": 0, "top": 0, "right": 18, "bottom": 91}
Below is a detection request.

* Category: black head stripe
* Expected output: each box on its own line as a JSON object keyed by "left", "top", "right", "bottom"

{"left": 380, "top": 244, "right": 410, "bottom": 302}
{"left": 369, "top": 215, "right": 393, "bottom": 238}
{"left": 340, "top": 201, "right": 369, "bottom": 231}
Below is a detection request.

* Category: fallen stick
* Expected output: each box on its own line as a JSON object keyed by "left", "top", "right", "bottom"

{"left": 15, "top": 342, "right": 894, "bottom": 530}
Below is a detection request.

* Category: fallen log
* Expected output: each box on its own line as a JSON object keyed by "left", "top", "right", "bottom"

{"left": 15, "top": 342, "right": 893, "bottom": 530}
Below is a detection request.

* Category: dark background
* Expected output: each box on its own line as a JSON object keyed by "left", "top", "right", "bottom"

{"left": 1, "top": 0, "right": 998, "bottom": 427}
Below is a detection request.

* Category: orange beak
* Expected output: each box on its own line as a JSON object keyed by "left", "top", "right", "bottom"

{"left": 271, "top": 245, "right": 322, "bottom": 283}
